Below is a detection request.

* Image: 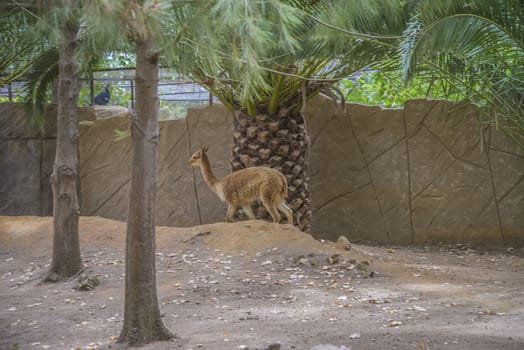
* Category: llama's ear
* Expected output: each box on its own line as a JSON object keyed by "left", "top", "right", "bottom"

{"left": 202, "top": 146, "right": 208, "bottom": 153}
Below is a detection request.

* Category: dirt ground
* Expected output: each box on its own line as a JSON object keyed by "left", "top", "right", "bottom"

{"left": 1, "top": 216, "right": 523, "bottom": 350}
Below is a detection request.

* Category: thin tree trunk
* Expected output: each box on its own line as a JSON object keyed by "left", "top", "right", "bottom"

{"left": 45, "top": 21, "right": 83, "bottom": 282}
{"left": 231, "top": 109, "right": 312, "bottom": 231}
{"left": 118, "top": 36, "right": 173, "bottom": 345}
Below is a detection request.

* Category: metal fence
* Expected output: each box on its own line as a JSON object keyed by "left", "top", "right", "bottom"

{"left": 0, "top": 67, "right": 212, "bottom": 118}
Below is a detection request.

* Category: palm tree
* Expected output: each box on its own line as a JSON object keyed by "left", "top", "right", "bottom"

{"left": 400, "top": 0, "right": 524, "bottom": 149}
{"left": 171, "top": 0, "right": 407, "bottom": 231}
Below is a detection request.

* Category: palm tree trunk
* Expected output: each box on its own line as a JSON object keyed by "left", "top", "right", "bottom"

{"left": 231, "top": 109, "right": 311, "bottom": 231}
{"left": 118, "top": 36, "right": 173, "bottom": 345}
{"left": 45, "top": 21, "right": 82, "bottom": 282}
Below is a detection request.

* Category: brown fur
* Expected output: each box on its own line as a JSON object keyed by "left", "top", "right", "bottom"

{"left": 188, "top": 147, "right": 294, "bottom": 224}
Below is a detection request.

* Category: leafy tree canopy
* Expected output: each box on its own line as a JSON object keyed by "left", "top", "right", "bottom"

{"left": 400, "top": 0, "right": 524, "bottom": 147}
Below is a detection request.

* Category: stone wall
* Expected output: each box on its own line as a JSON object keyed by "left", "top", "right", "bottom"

{"left": 78, "top": 104, "right": 234, "bottom": 227}
{"left": 1, "top": 97, "right": 522, "bottom": 246}
{"left": 306, "top": 97, "right": 523, "bottom": 246}
{"left": 0, "top": 103, "right": 96, "bottom": 216}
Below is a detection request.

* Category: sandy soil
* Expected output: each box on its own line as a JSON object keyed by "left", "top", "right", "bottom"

{"left": 1, "top": 216, "right": 523, "bottom": 350}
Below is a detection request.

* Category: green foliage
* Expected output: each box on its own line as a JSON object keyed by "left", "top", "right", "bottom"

{"left": 0, "top": 0, "right": 132, "bottom": 120}
{"left": 166, "top": 0, "right": 308, "bottom": 111}
{"left": 0, "top": 6, "right": 45, "bottom": 85}
{"left": 4, "top": 0, "right": 522, "bottom": 150}
{"left": 340, "top": 69, "right": 467, "bottom": 107}
{"left": 96, "top": 52, "right": 136, "bottom": 69}
{"left": 24, "top": 48, "right": 59, "bottom": 131}
{"left": 169, "top": 0, "right": 408, "bottom": 115}
{"left": 159, "top": 100, "right": 207, "bottom": 119}
{"left": 0, "top": 86, "right": 25, "bottom": 103}
{"left": 400, "top": 0, "right": 524, "bottom": 148}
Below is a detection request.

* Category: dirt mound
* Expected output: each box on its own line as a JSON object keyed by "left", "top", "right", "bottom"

{"left": 161, "top": 221, "right": 334, "bottom": 255}
{"left": 0, "top": 215, "right": 355, "bottom": 259}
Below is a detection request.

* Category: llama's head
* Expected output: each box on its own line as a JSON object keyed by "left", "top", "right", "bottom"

{"left": 188, "top": 147, "right": 208, "bottom": 167}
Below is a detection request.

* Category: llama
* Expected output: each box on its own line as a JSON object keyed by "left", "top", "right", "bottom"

{"left": 188, "top": 147, "right": 294, "bottom": 225}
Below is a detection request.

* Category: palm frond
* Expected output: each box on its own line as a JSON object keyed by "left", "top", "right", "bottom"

{"left": 401, "top": 0, "right": 524, "bottom": 148}
{"left": 23, "top": 48, "right": 59, "bottom": 132}
{"left": 165, "top": 0, "right": 411, "bottom": 115}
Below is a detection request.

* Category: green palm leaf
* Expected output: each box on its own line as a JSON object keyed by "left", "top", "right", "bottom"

{"left": 168, "top": 0, "right": 408, "bottom": 115}
{"left": 401, "top": 0, "right": 524, "bottom": 148}
{"left": 23, "top": 48, "right": 59, "bottom": 131}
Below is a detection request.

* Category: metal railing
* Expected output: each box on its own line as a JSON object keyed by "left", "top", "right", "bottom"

{"left": 1, "top": 67, "right": 212, "bottom": 118}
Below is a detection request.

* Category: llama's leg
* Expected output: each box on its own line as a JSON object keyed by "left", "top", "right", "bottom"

{"left": 225, "top": 202, "right": 237, "bottom": 222}
{"left": 277, "top": 201, "right": 294, "bottom": 225}
{"left": 261, "top": 195, "right": 281, "bottom": 223}
{"left": 240, "top": 203, "right": 256, "bottom": 220}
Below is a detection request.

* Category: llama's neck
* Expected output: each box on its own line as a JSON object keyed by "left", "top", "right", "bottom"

{"left": 199, "top": 153, "right": 220, "bottom": 191}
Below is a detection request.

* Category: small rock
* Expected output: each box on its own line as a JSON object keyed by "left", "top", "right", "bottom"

{"left": 77, "top": 275, "right": 100, "bottom": 291}
{"left": 27, "top": 303, "right": 43, "bottom": 308}
{"left": 297, "top": 257, "right": 309, "bottom": 266}
{"left": 356, "top": 262, "right": 369, "bottom": 271}
{"left": 327, "top": 254, "right": 340, "bottom": 265}
{"left": 45, "top": 272, "right": 59, "bottom": 283}
{"left": 335, "top": 236, "right": 351, "bottom": 251}
{"left": 386, "top": 320, "right": 403, "bottom": 327}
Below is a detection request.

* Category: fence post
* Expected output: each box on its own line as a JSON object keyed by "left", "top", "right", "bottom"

{"left": 89, "top": 77, "right": 94, "bottom": 106}
{"left": 130, "top": 79, "right": 135, "bottom": 109}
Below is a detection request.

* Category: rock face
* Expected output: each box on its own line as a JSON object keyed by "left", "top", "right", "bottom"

{"left": 1, "top": 98, "right": 523, "bottom": 246}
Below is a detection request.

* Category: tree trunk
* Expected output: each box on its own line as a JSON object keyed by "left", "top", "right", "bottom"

{"left": 51, "top": 78, "right": 59, "bottom": 104}
{"left": 45, "top": 21, "right": 83, "bottom": 282}
{"left": 118, "top": 36, "right": 173, "bottom": 346}
{"left": 231, "top": 109, "right": 312, "bottom": 231}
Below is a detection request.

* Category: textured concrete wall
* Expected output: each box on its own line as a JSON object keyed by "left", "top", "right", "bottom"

{"left": 77, "top": 103, "right": 233, "bottom": 227}
{"left": 0, "top": 103, "right": 95, "bottom": 216}
{"left": 306, "top": 97, "right": 523, "bottom": 246}
{"left": 1, "top": 98, "right": 522, "bottom": 246}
